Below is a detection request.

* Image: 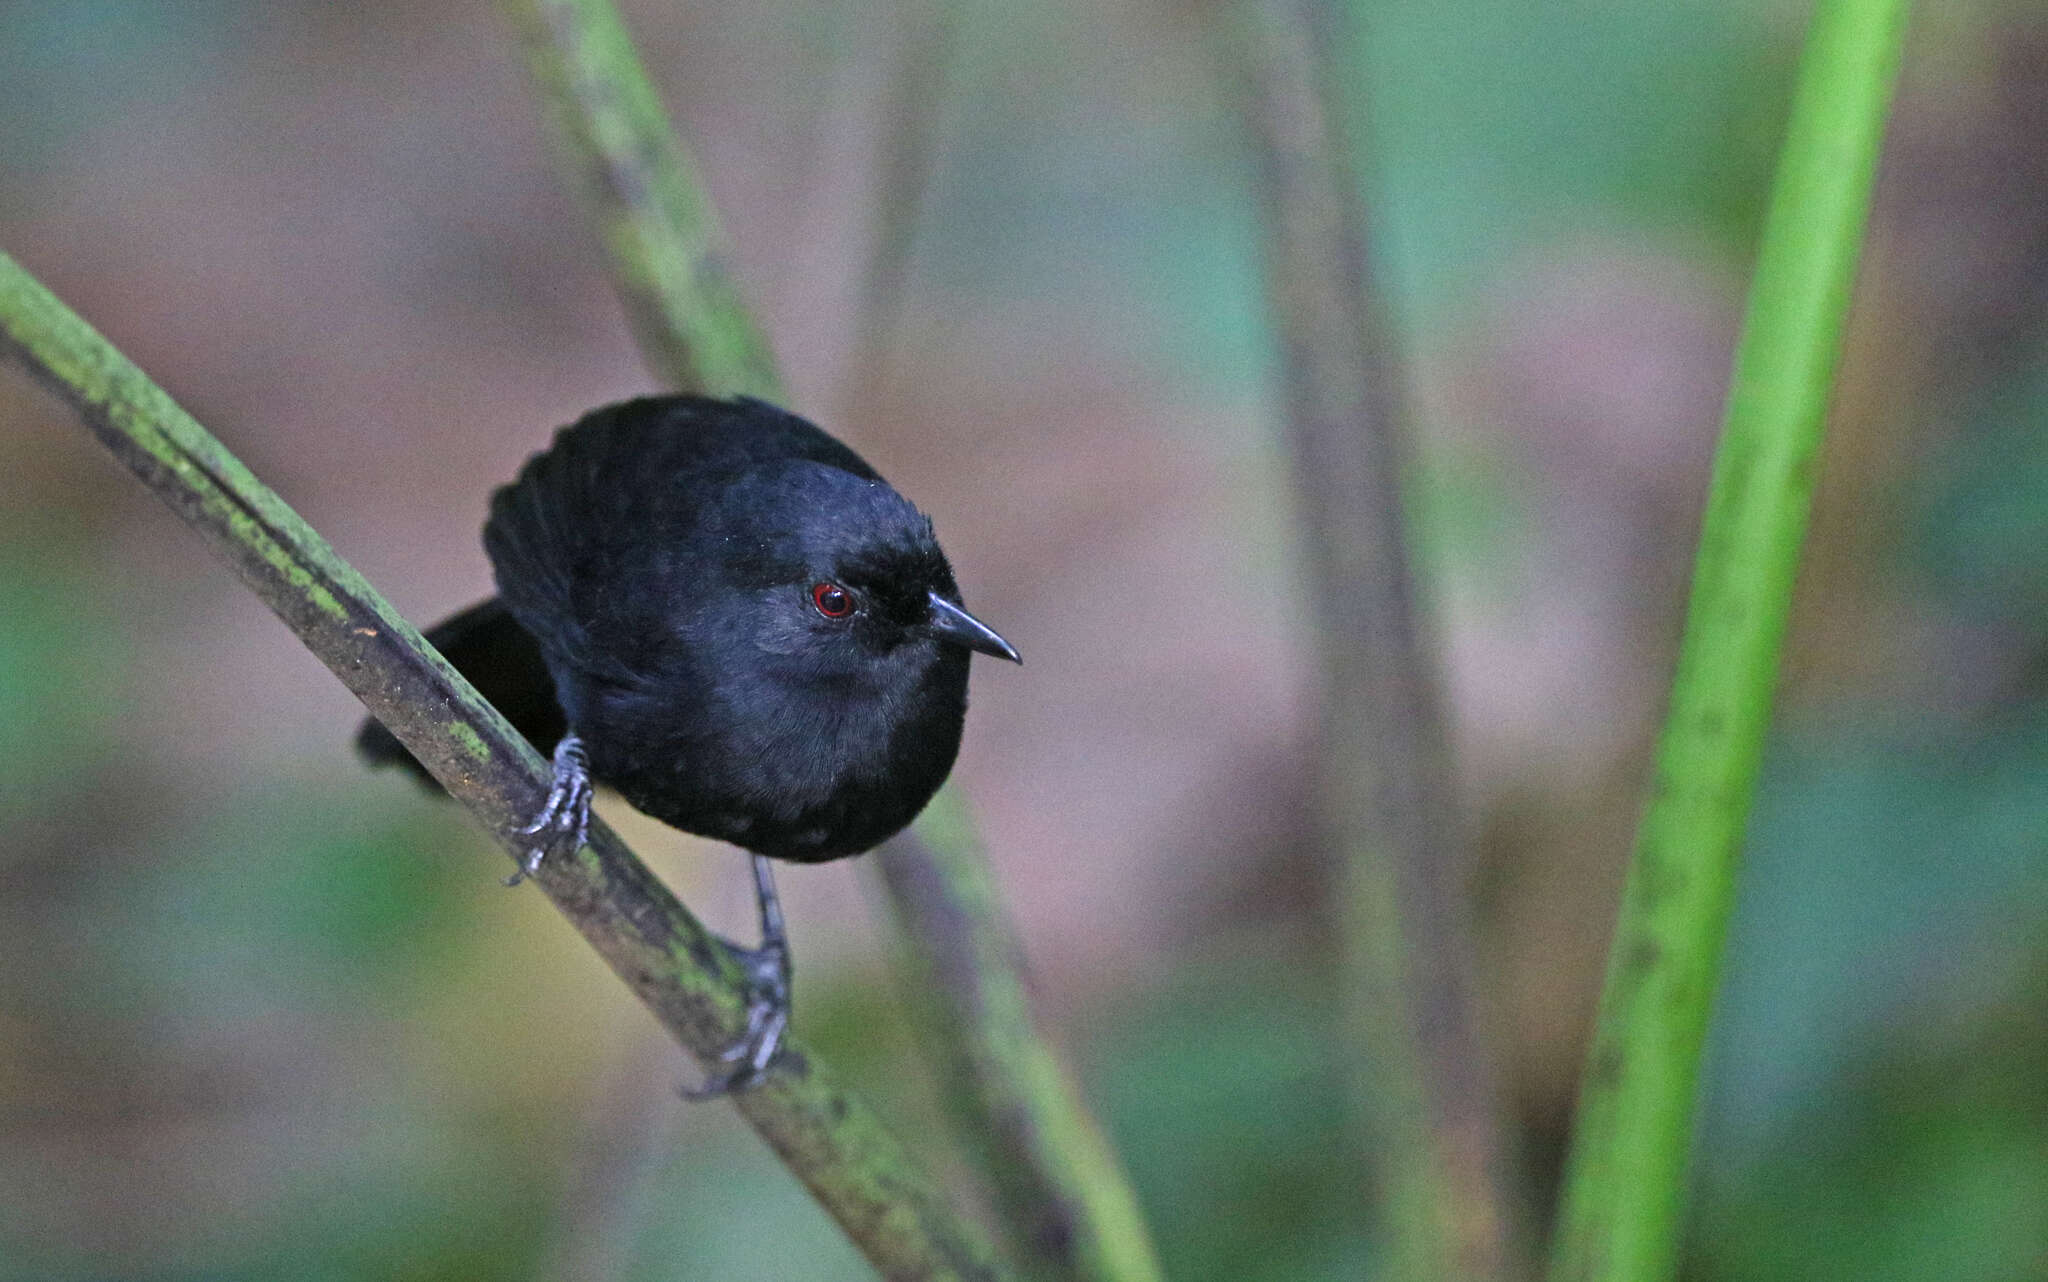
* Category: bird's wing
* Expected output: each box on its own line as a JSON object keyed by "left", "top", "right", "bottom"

{"left": 484, "top": 404, "right": 652, "bottom": 685}
{"left": 355, "top": 595, "right": 567, "bottom": 781}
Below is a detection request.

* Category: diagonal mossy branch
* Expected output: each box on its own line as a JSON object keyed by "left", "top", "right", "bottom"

{"left": 0, "top": 249, "right": 1007, "bottom": 1282}
{"left": 494, "top": 4, "right": 1162, "bottom": 1280}
{"left": 1230, "top": 1, "right": 1522, "bottom": 1278}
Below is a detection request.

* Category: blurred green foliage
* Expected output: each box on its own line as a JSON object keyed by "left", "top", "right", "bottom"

{"left": 1916, "top": 352, "right": 2048, "bottom": 627}
{"left": 2, "top": 0, "right": 2045, "bottom": 1278}
{"left": 0, "top": 548, "right": 129, "bottom": 818}
{"left": 1697, "top": 951, "right": 2048, "bottom": 1281}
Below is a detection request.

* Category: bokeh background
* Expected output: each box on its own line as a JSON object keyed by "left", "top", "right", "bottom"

{"left": 3, "top": 1, "right": 2045, "bottom": 1278}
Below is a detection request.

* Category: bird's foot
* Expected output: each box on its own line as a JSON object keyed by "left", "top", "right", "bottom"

{"left": 683, "top": 937, "right": 792, "bottom": 1099}
{"left": 506, "top": 734, "right": 592, "bottom": 887}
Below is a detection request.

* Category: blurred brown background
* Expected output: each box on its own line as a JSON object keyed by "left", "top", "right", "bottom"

{"left": 2, "top": 1, "right": 2044, "bottom": 1278}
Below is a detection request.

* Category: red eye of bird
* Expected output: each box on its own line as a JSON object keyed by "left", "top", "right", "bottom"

{"left": 811, "top": 582, "right": 855, "bottom": 618}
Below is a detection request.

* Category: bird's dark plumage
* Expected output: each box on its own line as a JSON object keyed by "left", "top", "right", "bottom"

{"left": 362, "top": 394, "right": 1014, "bottom": 862}
{"left": 357, "top": 394, "right": 1017, "bottom": 1091}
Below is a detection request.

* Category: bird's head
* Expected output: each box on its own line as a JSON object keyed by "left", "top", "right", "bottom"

{"left": 706, "top": 462, "right": 1018, "bottom": 695}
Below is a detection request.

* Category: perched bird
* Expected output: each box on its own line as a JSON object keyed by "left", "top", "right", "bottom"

{"left": 359, "top": 394, "right": 1018, "bottom": 1092}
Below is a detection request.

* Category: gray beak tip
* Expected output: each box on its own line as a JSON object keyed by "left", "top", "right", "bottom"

{"left": 927, "top": 592, "right": 1021, "bottom": 664}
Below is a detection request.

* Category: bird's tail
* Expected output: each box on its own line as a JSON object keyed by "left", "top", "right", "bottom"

{"left": 355, "top": 596, "right": 567, "bottom": 788}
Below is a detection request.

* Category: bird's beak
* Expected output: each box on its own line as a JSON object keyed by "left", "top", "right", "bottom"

{"left": 927, "top": 592, "right": 1021, "bottom": 663}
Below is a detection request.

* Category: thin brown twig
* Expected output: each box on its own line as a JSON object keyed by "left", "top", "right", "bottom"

{"left": 847, "top": 0, "right": 961, "bottom": 380}
{"left": 1231, "top": 1, "right": 1523, "bottom": 1277}
{"left": 500, "top": 0, "right": 779, "bottom": 398}
{"left": 878, "top": 810, "right": 1164, "bottom": 1282}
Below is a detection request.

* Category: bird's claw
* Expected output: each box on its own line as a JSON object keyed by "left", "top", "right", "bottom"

{"left": 505, "top": 734, "right": 591, "bottom": 887}
{"left": 683, "top": 938, "right": 791, "bottom": 1098}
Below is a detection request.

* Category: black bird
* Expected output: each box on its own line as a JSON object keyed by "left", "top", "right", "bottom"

{"left": 358, "top": 394, "right": 1018, "bottom": 1092}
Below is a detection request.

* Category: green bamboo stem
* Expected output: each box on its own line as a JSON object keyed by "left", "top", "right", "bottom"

{"left": 1545, "top": 4, "right": 1910, "bottom": 1281}
{"left": 1232, "top": 2, "right": 1522, "bottom": 1278}
{"left": 495, "top": 4, "right": 1160, "bottom": 1278}
{"left": 0, "top": 249, "right": 1008, "bottom": 1282}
